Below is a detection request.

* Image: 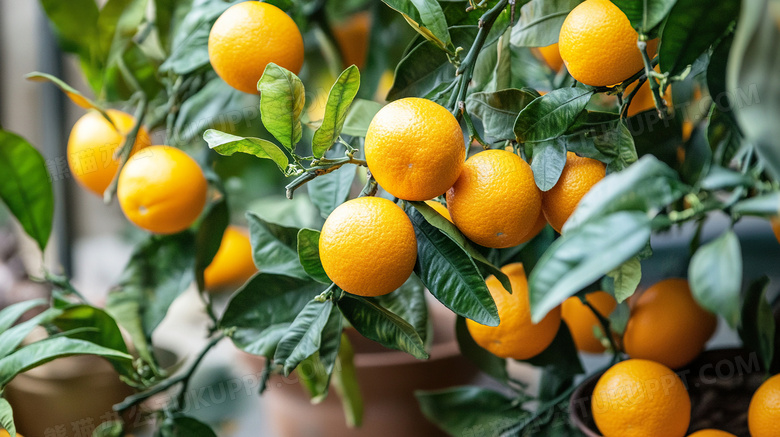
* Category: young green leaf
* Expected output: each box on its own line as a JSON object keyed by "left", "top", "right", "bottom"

{"left": 274, "top": 300, "right": 335, "bottom": 375}
{"left": 0, "top": 308, "right": 62, "bottom": 359}
{"left": 531, "top": 138, "right": 567, "bottom": 191}
{"left": 337, "top": 294, "right": 428, "bottom": 359}
{"left": 466, "top": 89, "right": 538, "bottom": 140}
{"left": 247, "top": 212, "right": 309, "bottom": 279}
{"left": 455, "top": 316, "right": 508, "bottom": 382}
{"left": 689, "top": 230, "right": 742, "bottom": 328}
{"left": 312, "top": 66, "right": 361, "bottom": 158}
{"left": 0, "top": 299, "right": 47, "bottom": 333}
{"left": 529, "top": 212, "right": 652, "bottom": 322}
{"left": 371, "top": 275, "right": 429, "bottom": 345}
{"left": 612, "top": 0, "right": 676, "bottom": 33}
{"left": 514, "top": 87, "right": 593, "bottom": 143}
{"left": 731, "top": 192, "right": 780, "bottom": 218}
{"left": 194, "top": 198, "right": 229, "bottom": 291}
{"left": 203, "top": 130, "right": 289, "bottom": 173}
{"left": 510, "top": 0, "right": 584, "bottom": 47}
{"left": 307, "top": 165, "right": 357, "bottom": 219}
{"left": 258, "top": 63, "right": 305, "bottom": 151}
{"left": 25, "top": 72, "right": 102, "bottom": 109}
{"left": 297, "top": 229, "right": 330, "bottom": 284}
{"left": 382, "top": 0, "right": 452, "bottom": 50}
{"left": 342, "top": 99, "right": 383, "bottom": 137}
{"left": 0, "top": 130, "right": 54, "bottom": 252}
{"left": 738, "top": 276, "right": 775, "bottom": 372}
{"left": 0, "top": 397, "right": 16, "bottom": 437}
{"left": 606, "top": 256, "right": 642, "bottom": 303}
{"left": 416, "top": 386, "right": 528, "bottom": 436}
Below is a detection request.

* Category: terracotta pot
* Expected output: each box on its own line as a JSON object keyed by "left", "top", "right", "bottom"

{"left": 570, "top": 348, "right": 765, "bottom": 437}
{"left": 242, "top": 301, "right": 480, "bottom": 437}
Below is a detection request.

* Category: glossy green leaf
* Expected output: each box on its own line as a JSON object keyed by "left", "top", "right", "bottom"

{"left": 274, "top": 300, "right": 334, "bottom": 375}
{"left": 510, "top": 0, "right": 583, "bottom": 47}
{"left": 204, "top": 130, "right": 289, "bottom": 173}
{"left": 39, "top": 0, "right": 98, "bottom": 56}
{"left": 299, "top": 309, "right": 343, "bottom": 403}
{"left": 307, "top": 165, "right": 357, "bottom": 219}
{"left": 659, "top": 0, "right": 740, "bottom": 76}
{"left": 220, "top": 273, "right": 325, "bottom": 357}
{"left": 466, "top": 89, "right": 538, "bottom": 140}
{"left": 563, "top": 155, "right": 686, "bottom": 233}
{"left": 0, "top": 299, "right": 47, "bottom": 333}
{"left": 689, "top": 230, "right": 742, "bottom": 328}
{"left": 341, "top": 99, "right": 383, "bottom": 137}
{"left": 371, "top": 275, "right": 429, "bottom": 345}
{"left": 455, "top": 316, "right": 508, "bottom": 382}
{"left": 406, "top": 206, "right": 499, "bottom": 327}
{"left": 312, "top": 66, "right": 361, "bottom": 158}
{"left": 731, "top": 192, "right": 780, "bottom": 217}
{"left": 529, "top": 212, "right": 652, "bottom": 322}
{"left": 531, "top": 138, "right": 567, "bottom": 191}
{"left": 194, "top": 198, "right": 229, "bottom": 291}
{"left": 410, "top": 0, "right": 452, "bottom": 48}
{"left": 612, "top": 0, "right": 676, "bottom": 32}
{"left": 331, "top": 334, "right": 363, "bottom": 427}
{"left": 0, "top": 130, "right": 54, "bottom": 252}
{"left": 159, "top": 1, "right": 228, "bottom": 73}
{"left": 416, "top": 386, "right": 528, "bottom": 436}
{"left": 297, "top": 229, "right": 330, "bottom": 284}
{"left": 514, "top": 88, "right": 593, "bottom": 143}
{"left": 247, "top": 212, "right": 308, "bottom": 279}
{"left": 606, "top": 256, "right": 641, "bottom": 303}
{"left": 699, "top": 166, "right": 753, "bottom": 191}
{"left": 0, "top": 308, "right": 61, "bottom": 359}
{"left": 0, "top": 337, "right": 132, "bottom": 386}
{"left": 258, "top": 63, "right": 305, "bottom": 151}
{"left": 175, "top": 78, "right": 257, "bottom": 145}
{"left": 337, "top": 294, "right": 428, "bottom": 359}
{"left": 159, "top": 415, "right": 217, "bottom": 437}
{"left": 0, "top": 397, "right": 16, "bottom": 437}
{"left": 738, "top": 276, "right": 775, "bottom": 372}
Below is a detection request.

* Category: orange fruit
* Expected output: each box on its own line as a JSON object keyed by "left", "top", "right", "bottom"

{"left": 559, "top": 0, "right": 657, "bottom": 86}
{"left": 562, "top": 291, "right": 617, "bottom": 353}
{"left": 333, "top": 11, "right": 371, "bottom": 69}
{"left": 749, "top": 374, "right": 780, "bottom": 437}
{"left": 466, "top": 263, "right": 561, "bottom": 360}
{"left": 0, "top": 431, "right": 22, "bottom": 437}
{"left": 592, "top": 359, "right": 691, "bottom": 437}
{"left": 117, "top": 146, "right": 208, "bottom": 234}
{"left": 535, "top": 43, "right": 564, "bottom": 71}
{"left": 518, "top": 209, "right": 547, "bottom": 245}
{"left": 208, "top": 1, "right": 304, "bottom": 94}
{"left": 425, "top": 200, "right": 452, "bottom": 223}
{"left": 687, "top": 430, "right": 737, "bottom": 437}
{"left": 67, "top": 109, "right": 150, "bottom": 196}
{"left": 446, "top": 149, "right": 541, "bottom": 248}
{"left": 771, "top": 216, "right": 780, "bottom": 244}
{"left": 623, "top": 278, "right": 718, "bottom": 369}
{"left": 204, "top": 225, "right": 257, "bottom": 292}
{"left": 541, "top": 152, "right": 605, "bottom": 233}
{"left": 319, "top": 197, "right": 417, "bottom": 297}
{"left": 625, "top": 66, "right": 672, "bottom": 117}
{"left": 364, "top": 97, "right": 465, "bottom": 201}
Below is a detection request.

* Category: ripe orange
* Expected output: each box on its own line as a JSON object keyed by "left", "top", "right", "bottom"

{"left": 204, "top": 225, "right": 257, "bottom": 292}
{"left": 517, "top": 209, "right": 547, "bottom": 245}
{"left": 425, "top": 200, "right": 452, "bottom": 223}
{"left": 67, "top": 109, "right": 150, "bottom": 196}
{"left": 623, "top": 278, "right": 718, "bottom": 369}
{"left": 541, "top": 152, "right": 605, "bottom": 233}
{"left": 0, "top": 431, "right": 22, "bottom": 437}
{"left": 625, "top": 66, "right": 672, "bottom": 117}
{"left": 446, "top": 149, "right": 541, "bottom": 248}
{"left": 771, "top": 216, "right": 780, "bottom": 244}
{"left": 559, "top": 0, "right": 657, "bottom": 86}
{"left": 687, "top": 430, "right": 737, "bottom": 437}
{"left": 332, "top": 11, "right": 370, "bottom": 69}
{"left": 535, "top": 43, "right": 564, "bottom": 71}
{"left": 319, "top": 197, "right": 417, "bottom": 297}
{"left": 466, "top": 263, "right": 561, "bottom": 360}
{"left": 364, "top": 98, "right": 465, "bottom": 201}
{"left": 592, "top": 359, "right": 691, "bottom": 437}
{"left": 117, "top": 146, "right": 208, "bottom": 234}
{"left": 749, "top": 374, "right": 780, "bottom": 437}
{"left": 208, "top": 1, "right": 304, "bottom": 94}
{"left": 562, "top": 291, "right": 617, "bottom": 353}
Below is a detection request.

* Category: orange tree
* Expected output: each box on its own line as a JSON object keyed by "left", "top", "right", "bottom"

{"left": 0, "top": 0, "right": 779, "bottom": 436}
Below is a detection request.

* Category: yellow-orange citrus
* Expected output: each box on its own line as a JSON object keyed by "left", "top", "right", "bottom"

{"left": 592, "top": 359, "right": 691, "bottom": 437}
{"left": 447, "top": 149, "right": 541, "bottom": 248}
{"left": 517, "top": 209, "right": 548, "bottom": 245}
{"left": 204, "top": 225, "right": 257, "bottom": 292}
{"left": 333, "top": 11, "right": 370, "bottom": 69}
{"left": 67, "top": 109, "right": 150, "bottom": 196}
{"left": 535, "top": 43, "right": 564, "bottom": 71}
{"left": 117, "top": 146, "right": 208, "bottom": 234}
{"left": 687, "top": 430, "right": 737, "bottom": 437}
{"left": 0, "top": 431, "right": 22, "bottom": 437}
{"left": 771, "top": 216, "right": 780, "bottom": 244}
{"left": 625, "top": 66, "right": 672, "bottom": 117}
{"left": 562, "top": 291, "right": 617, "bottom": 353}
{"left": 559, "top": 0, "right": 655, "bottom": 86}
{"left": 466, "top": 263, "right": 561, "bottom": 360}
{"left": 208, "top": 1, "right": 304, "bottom": 94}
{"left": 319, "top": 197, "right": 417, "bottom": 297}
{"left": 749, "top": 374, "right": 780, "bottom": 437}
{"left": 425, "top": 200, "right": 452, "bottom": 223}
{"left": 623, "top": 278, "right": 717, "bottom": 369}
{"left": 541, "top": 152, "right": 605, "bottom": 233}
{"left": 365, "top": 98, "right": 465, "bottom": 201}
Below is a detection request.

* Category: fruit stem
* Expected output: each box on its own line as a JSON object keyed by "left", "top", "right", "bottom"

{"left": 284, "top": 156, "right": 368, "bottom": 199}
{"left": 103, "top": 93, "right": 148, "bottom": 204}
{"left": 459, "top": 101, "right": 489, "bottom": 148}
{"left": 619, "top": 77, "right": 647, "bottom": 119}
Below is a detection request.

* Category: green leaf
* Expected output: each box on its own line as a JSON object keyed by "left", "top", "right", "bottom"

{"left": 247, "top": 212, "right": 308, "bottom": 279}
{"left": 563, "top": 155, "right": 686, "bottom": 233}
{"left": 514, "top": 87, "right": 593, "bottom": 143}
{"left": 531, "top": 138, "right": 567, "bottom": 191}
{"left": 297, "top": 229, "right": 330, "bottom": 284}
{"left": 0, "top": 397, "right": 16, "bottom": 437}
{"left": 203, "top": 130, "right": 289, "bottom": 173}
{"left": 0, "top": 130, "right": 54, "bottom": 252}
{"left": 337, "top": 294, "right": 428, "bottom": 359}
{"left": 258, "top": 63, "right": 305, "bottom": 151}
{"left": 219, "top": 274, "right": 324, "bottom": 357}
{"left": 606, "top": 256, "right": 641, "bottom": 303}
{"left": 341, "top": 99, "right": 383, "bottom": 137}
{"left": 416, "top": 386, "right": 527, "bottom": 436}
{"left": 159, "top": 415, "right": 217, "bottom": 437}
{"left": 299, "top": 310, "right": 343, "bottom": 403}
{"left": 194, "top": 198, "right": 229, "bottom": 291}
{"left": 612, "top": 0, "right": 676, "bottom": 32}
{"left": 466, "top": 89, "right": 538, "bottom": 140}
{"left": 510, "top": 0, "right": 583, "bottom": 47}
{"left": 700, "top": 166, "right": 753, "bottom": 191}
{"left": 689, "top": 230, "right": 742, "bottom": 328}
{"left": 274, "top": 300, "right": 334, "bottom": 375}
{"left": 371, "top": 275, "right": 430, "bottom": 345}
{"left": 731, "top": 192, "right": 780, "bottom": 217}
{"left": 106, "top": 233, "right": 195, "bottom": 364}
{"left": 406, "top": 206, "right": 499, "bottom": 327}
{"left": 92, "top": 420, "right": 124, "bottom": 437}
{"left": 524, "top": 322, "right": 584, "bottom": 379}
{"left": 609, "top": 301, "right": 630, "bottom": 336}
{"left": 159, "top": 1, "right": 228, "bottom": 73}
{"left": 408, "top": 0, "right": 452, "bottom": 48}
{"left": 0, "top": 299, "right": 47, "bottom": 333}
{"left": 25, "top": 72, "right": 102, "bottom": 110}
{"left": 331, "top": 334, "right": 363, "bottom": 427}
{"left": 0, "top": 337, "right": 132, "bottom": 386}
{"left": 659, "top": 0, "right": 740, "bottom": 76}
{"left": 0, "top": 308, "right": 62, "bottom": 359}
{"left": 455, "top": 316, "right": 508, "bottom": 382}
{"left": 529, "top": 212, "right": 652, "bottom": 322}
{"left": 738, "top": 276, "right": 775, "bottom": 372}
{"left": 307, "top": 165, "right": 357, "bottom": 219}
{"left": 39, "top": 0, "right": 98, "bottom": 56}
{"left": 312, "top": 66, "right": 361, "bottom": 158}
